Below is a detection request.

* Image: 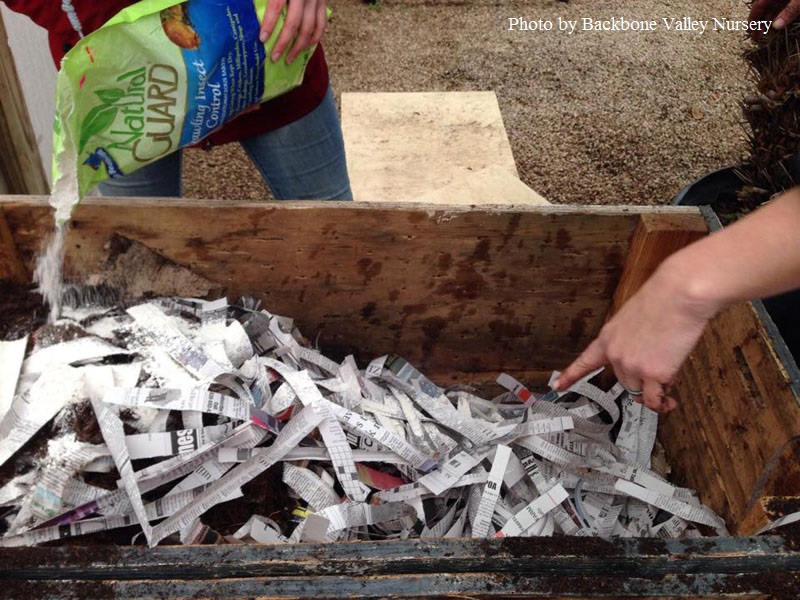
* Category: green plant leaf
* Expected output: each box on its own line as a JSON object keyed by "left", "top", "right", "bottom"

{"left": 79, "top": 104, "right": 117, "bottom": 154}
{"left": 95, "top": 88, "right": 125, "bottom": 105}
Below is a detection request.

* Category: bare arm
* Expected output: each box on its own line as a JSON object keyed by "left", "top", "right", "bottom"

{"left": 553, "top": 187, "right": 800, "bottom": 412}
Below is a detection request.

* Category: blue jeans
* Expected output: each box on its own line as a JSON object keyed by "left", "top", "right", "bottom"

{"left": 98, "top": 86, "right": 352, "bottom": 200}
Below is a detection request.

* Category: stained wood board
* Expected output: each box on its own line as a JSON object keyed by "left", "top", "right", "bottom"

{"left": 2, "top": 535, "right": 799, "bottom": 598}
{"left": 1, "top": 197, "right": 704, "bottom": 389}
{"left": 739, "top": 496, "right": 800, "bottom": 535}
{"left": 663, "top": 300, "right": 800, "bottom": 530}
{"left": 0, "top": 12, "right": 47, "bottom": 195}
{"left": 0, "top": 206, "right": 28, "bottom": 283}
{"left": 602, "top": 209, "right": 800, "bottom": 529}
{"left": 341, "top": 92, "right": 521, "bottom": 202}
{"left": 609, "top": 212, "right": 708, "bottom": 315}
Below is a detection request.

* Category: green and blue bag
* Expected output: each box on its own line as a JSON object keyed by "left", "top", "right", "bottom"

{"left": 52, "top": 0, "right": 318, "bottom": 222}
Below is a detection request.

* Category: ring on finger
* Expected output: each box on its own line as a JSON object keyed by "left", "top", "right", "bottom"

{"left": 622, "top": 385, "right": 643, "bottom": 397}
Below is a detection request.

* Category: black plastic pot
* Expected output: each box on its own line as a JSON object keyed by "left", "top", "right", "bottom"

{"left": 673, "top": 167, "right": 799, "bottom": 361}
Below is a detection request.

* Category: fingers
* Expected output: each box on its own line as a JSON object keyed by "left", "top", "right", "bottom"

{"left": 641, "top": 379, "right": 678, "bottom": 413}
{"left": 286, "top": 0, "right": 323, "bottom": 64}
{"left": 315, "top": 2, "right": 328, "bottom": 45}
{"left": 269, "top": 0, "right": 303, "bottom": 62}
{"left": 776, "top": 0, "right": 800, "bottom": 29}
{"left": 554, "top": 340, "right": 679, "bottom": 412}
{"left": 260, "top": 0, "right": 287, "bottom": 44}
{"left": 749, "top": 0, "right": 800, "bottom": 37}
{"left": 552, "top": 339, "right": 606, "bottom": 391}
{"left": 260, "top": 0, "right": 328, "bottom": 64}
{"left": 619, "top": 378, "right": 644, "bottom": 397}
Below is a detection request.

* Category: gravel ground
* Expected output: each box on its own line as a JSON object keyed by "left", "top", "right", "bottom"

{"left": 184, "top": 0, "right": 753, "bottom": 205}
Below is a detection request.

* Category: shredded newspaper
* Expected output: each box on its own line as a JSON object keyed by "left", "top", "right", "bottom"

{"left": 0, "top": 297, "right": 730, "bottom": 548}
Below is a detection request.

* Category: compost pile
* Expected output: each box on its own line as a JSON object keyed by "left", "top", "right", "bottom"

{"left": 0, "top": 295, "right": 728, "bottom": 548}
{"left": 739, "top": 22, "right": 800, "bottom": 205}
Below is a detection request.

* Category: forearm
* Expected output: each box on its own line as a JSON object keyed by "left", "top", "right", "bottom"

{"left": 658, "top": 187, "right": 800, "bottom": 315}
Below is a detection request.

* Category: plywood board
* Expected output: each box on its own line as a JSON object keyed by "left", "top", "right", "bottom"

{"left": 342, "top": 92, "right": 519, "bottom": 202}
{"left": 412, "top": 165, "right": 549, "bottom": 207}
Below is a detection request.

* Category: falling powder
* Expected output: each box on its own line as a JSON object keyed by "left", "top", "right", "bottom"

{"left": 33, "top": 117, "right": 80, "bottom": 323}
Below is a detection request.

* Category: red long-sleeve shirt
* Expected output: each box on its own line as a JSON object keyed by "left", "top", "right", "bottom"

{"left": 3, "top": 0, "right": 329, "bottom": 146}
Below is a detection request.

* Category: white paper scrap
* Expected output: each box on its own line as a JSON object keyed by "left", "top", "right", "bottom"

{"left": 91, "top": 398, "right": 154, "bottom": 544}
{"left": 0, "top": 336, "right": 27, "bottom": 421}
{"left": 136, "top": 422, "right": 263, "bottom": 494}
{"left": 262, "top": 358, "right": 371, "bottom": 502}
{"left": 283, "top": 464, "right": 340, "bottom": 511}
{"left": 472, "top": 444, "right": 512, "bottom": 538}
{"left": 614, "top": 479, "right": 728, "bottom": 534}
{"left": 755, "top": 510, "right": 800, "bottom": 535}
{"left": 316, "top": 501, "right": 416, "bottom": 538}
{"left": 127, "top": 303, "right": 227, "bottom": 380}
{"left": 23, "top": 337, "right": 127, "bottom": 376}
{"left": 334, "top": 406, "right": 437, "bottom": 472}
{"left": 0, "top": 366, "right": 84, "bottom": 468}
{"left": 233, "top": 515, "right": 288, "bottom": 544}
{"left": 104, "top": 387, "right": 250, "bottom": 422}
{"left": 125, "top": 423, "right": 235, "bottom": 460}
{"left": 418, "top": 451, "right": 480, "bottom": 496}
{"left": 497, "top": 484, "right": 569, "bottom": 537}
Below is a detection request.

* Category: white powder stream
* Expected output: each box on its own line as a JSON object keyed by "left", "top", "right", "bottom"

{"left": 33, "top": 119, "right": 80, "bottom": 323}
{"left": 33, "top": 223, "right": 66, "bottom": 322}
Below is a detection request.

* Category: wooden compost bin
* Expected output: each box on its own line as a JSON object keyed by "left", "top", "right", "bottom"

{"left": 1, "top": 196, "right": 800, "bottom": 599}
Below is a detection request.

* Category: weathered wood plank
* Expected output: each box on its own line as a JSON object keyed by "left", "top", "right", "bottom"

{"left": 0, "top": 205, "right": 28, "bottom": 283}
{"left": 0, "top": 573, "right": 789, "bottom": 599}
{"left": 739, "top": 496, "right": 800, "bottom": 535}
{"left": 0, "top": 536, "right": 795, "bottom": 577}
{"left": 1, "top": 536, "right": 799, "bottom": 598}
{"left": 410, "top": 165, "right": 550, "bottom": 207}
{"left": 662, "top": 347, "right": 730, "bottom": 521}
{"left": 609, "top": 212, "right": 708, "bottom": 315}
{"left": 1, "top": 198, "right": 707, "bottom": 384}
{"left": 666, "top": 315, "right": 752, "bottom": 523}
{"left": 664, "top": 301, "right": 800, "bottom": 531}
{"left": 600, "top": 211, "right": 709, "bottom": 386}
{"left": 0, "top": 15, "right": 48, "bottom": 194}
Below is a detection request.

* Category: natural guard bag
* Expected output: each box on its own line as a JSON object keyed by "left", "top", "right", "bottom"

{"left": 51, "top": 0, "right": 319, "bottom": 222}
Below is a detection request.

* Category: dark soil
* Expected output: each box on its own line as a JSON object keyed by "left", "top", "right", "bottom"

{"left": 0, "top": 283, "right": 47, "bottom": 342}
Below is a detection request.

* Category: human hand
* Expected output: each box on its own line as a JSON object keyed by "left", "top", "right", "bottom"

{"left": 260, "top": 0, "right": 327, "bottom": 65}
{"left": 749, "top": 0, "right": 800, "bottom": 32}
{"left": 551, "top": 262, "right": 717, "bottom": 413}
{"left": 554, "top": 188, "right": 800, "bottom": 412}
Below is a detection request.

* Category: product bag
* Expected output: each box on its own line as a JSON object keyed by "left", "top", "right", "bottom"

{"left": 52, "top": 0, "right": 318, "bottom": 222}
